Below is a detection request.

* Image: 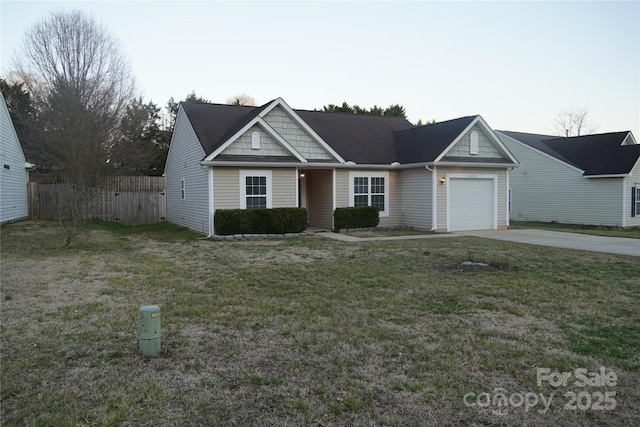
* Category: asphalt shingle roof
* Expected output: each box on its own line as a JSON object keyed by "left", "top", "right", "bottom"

{"left": 499, "top": 130, "right": 640, "bottom": 175}
{"left": 181, "top": 101, "right": 502, "bottom": 165}
{"left": 395, "top": 116, "right": 477, "bottom": 163}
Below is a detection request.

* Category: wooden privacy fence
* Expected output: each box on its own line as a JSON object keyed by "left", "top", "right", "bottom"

{"left": 28, "top": 176, "right": 166, "bottom": 225}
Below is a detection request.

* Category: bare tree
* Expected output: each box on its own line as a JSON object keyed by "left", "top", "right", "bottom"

{"left": 553, "top": 105, "right": 598, "bottom": 137}
{"left": 13, "top": 10, "right": 135, "bottom": 247}
{"left": 226, "top": 94, "right": 256, "bottom": 106}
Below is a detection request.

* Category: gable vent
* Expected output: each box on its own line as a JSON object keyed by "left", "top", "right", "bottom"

{"left": 251, "top": 131, "right": 261, "bottom": 150}
{"left": 470, "top": 131, "right": 479, "bottom": 155}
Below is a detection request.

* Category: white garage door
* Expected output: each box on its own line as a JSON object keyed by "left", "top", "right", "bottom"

{"left": 449, "top": 178, "right": 495, "bottom": 231}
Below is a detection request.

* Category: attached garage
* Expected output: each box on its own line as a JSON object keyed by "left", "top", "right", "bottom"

{"left": 447, "top": 176, "right": 497, "bottom": 231}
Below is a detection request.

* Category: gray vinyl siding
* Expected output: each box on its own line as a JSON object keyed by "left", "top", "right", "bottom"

{"left": 445, "top": 124, "right": 503, "bottom": 159}
{"left": 624, "top": 160, "right": 640, "bottom": 227}
{"left": 435, "top": 166, "right": 508, "bottom": 231}
{"left": 0, "top": 96, "right": 29, "bottom": 223}
{"left": 263, "top": 106, "right": 333, "bottom": 160}
{"left": 165, "top": 106, "right": 210, "bottom": 234}
{"left": 307, "top": 169, "right": 333, "bottom": 229}
{"left": 499, "top": 134, "right": 624, "bottom": 226}
{"left": 398, "top": 167, "right": 433, "bottom": 230}
{"left": 221, "top": 125, "right": 290, "bottom": 157}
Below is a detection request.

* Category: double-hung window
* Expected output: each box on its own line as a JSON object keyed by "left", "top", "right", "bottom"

{"left": 349, "top": 171, "right": 389, "bottom": 216}
{"left": 240, "top": 170, "right": 272, "bottom": 209}
{"left": 633, "top": 186, "right": 640, "bottom": 217}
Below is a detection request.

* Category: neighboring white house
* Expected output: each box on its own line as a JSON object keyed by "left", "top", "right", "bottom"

{"left": 496, "top": 130, "right": 640, "bottom": 228}
{"left": 0, "top": 94, "right": 33, "bottom": 223}
{"left": 164, "top": 97, "right": 519, "bottom": 235}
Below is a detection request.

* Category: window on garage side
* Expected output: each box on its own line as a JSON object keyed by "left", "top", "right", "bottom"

{"left": 349, "top": 172, "right": 388, "bottom": 216}
{"left": 240, "top": 170, "right": 272, "bottom": 209}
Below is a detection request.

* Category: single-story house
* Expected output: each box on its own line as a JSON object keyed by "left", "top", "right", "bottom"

{"left": 165, "top": 97, "right": 519, "bottom": 236}
{"left": 0, "top": 94, "right": 34, "bottom": 223}
{"left": 496, "top": 130, "right": 640, "bottom": 227}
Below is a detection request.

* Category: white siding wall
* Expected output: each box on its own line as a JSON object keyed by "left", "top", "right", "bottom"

{"left": 165, "top": 106, "right": 210, "bottom": 234}
{"left": 623, "top": 160, "right": 640, "bottom": 227}
{"left": 499, "top": 134, "right": 624, "bottom": 226}
{"left": 446, "top": 124, "right": 503, "bottom": 158}
{"left": 398, "top": 167, "right": 433, "bottom": 230}
{"left": 263, "top": 106, "right": 333, "bottom": 160}
{"left": 0, "top": 96, "right": 29, "bottom": 223}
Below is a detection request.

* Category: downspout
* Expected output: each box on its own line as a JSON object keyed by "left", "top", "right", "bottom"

{"left": 207, "top": 167, "right": 215, "bottom": 238}
{"left": 506, "top": 167, "right": 513, "bottom": 228}
{"left": 426, "top": 164, "right": 436, "bottom": 231}
{"left": 622, "top": 176, "right": 626, "bottom": 228}
{"left": 332, "top": 168, "right": 336, "bottom": 230}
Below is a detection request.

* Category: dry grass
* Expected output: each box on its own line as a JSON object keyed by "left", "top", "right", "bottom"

{"left": 1, "top": 220, "right": 639, "bottom": 426}
{"left": 510, "top": 221, "right": 640, "bottom": 239}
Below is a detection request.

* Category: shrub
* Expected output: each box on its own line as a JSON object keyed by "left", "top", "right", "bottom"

{"left": 334, "top": 206, "right": 380, "bottom": 231}
{"left": 215, "top": 208, "right": 307, "bottom": 235}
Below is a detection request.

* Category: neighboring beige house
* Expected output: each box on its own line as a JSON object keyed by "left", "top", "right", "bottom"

{"left": 496, "top": 130, "right": 640, "bottom": 228}
{"left": 0, "top": 94, "right": 34, "bottom": 223}
{"left": 165, "top": 98, "right": 518, "bottom": 236}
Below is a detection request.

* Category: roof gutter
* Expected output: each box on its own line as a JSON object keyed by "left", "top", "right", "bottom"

{"left": 430, "top": 161, "right": 519, "bottom": 168}
{"left": 201, "top": 160, "right": 519, "bottom": 169}
{"left": 583, "top": 174, "right": 628, "bottom": 179}
{"left": 201, "top": 160, "right": 401, "bottom": 169}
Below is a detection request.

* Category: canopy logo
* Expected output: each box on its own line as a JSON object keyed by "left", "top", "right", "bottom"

{"left": 463, "top": 366, "right": 618, "bottom": 416}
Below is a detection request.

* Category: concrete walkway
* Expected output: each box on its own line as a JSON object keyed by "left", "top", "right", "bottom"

{"left": 314, "top": 229, "right": 640, "bottom": 257}
{"left": 459, "top": 229, "right": 640, "bottom": 257}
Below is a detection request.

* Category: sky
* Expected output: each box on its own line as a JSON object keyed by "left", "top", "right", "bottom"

{"left": 1, "top": 1, "right": 639, "bottom": 137}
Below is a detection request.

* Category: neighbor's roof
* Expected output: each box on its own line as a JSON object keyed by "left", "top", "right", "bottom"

{"left": 499, "top": 130, "right": 640, "bottom": 176}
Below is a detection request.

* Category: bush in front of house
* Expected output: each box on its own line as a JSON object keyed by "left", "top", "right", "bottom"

{"left": 215, "top": 208, "right": 308, "bottom": 235}
{"left": 334, "top": 206, "right": 380, "bottom": 231}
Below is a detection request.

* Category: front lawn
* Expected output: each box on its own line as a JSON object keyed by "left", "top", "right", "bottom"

{"left": 510, "top": 221, "right": 640, "bottom": 239}
{"left": 1, "top": 220, "right": 638, "bottom": 426}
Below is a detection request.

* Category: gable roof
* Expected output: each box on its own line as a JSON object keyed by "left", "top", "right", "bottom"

{"left": 296, "top": 110, "right": 414, "bottom": 164}
{"left": 181, "top": 99, "right": 515, "bottom": 166}
{"left": 181, "top": 102, "right": 262, "bottom": 156}
{"left": 395, "top": 116, "right": 476, "bottom": 163}
{"left": 498, "top": 130, "right": 640, "bottom": 176}
{"left": 182, "top": 100, "right": 414, "bottom": 164}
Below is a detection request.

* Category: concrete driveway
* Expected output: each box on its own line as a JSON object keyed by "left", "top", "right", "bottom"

{"left": 459, "top": 229, "right": 640, "bottom": 257}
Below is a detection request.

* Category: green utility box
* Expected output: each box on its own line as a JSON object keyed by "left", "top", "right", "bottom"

{"left": 139, "top": 305, "right": 161, "bottom": 356}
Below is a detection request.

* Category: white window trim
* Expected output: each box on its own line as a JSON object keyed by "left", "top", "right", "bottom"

{"left": 239, "top": 170, "right": 272, "bottom": 209}
{"left": 348, "top": 171, "right": 389, "bottom": 217}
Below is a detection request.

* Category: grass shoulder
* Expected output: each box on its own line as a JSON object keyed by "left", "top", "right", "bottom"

{"left": 509, "top": 221, "right": 640, "bottom": 239}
